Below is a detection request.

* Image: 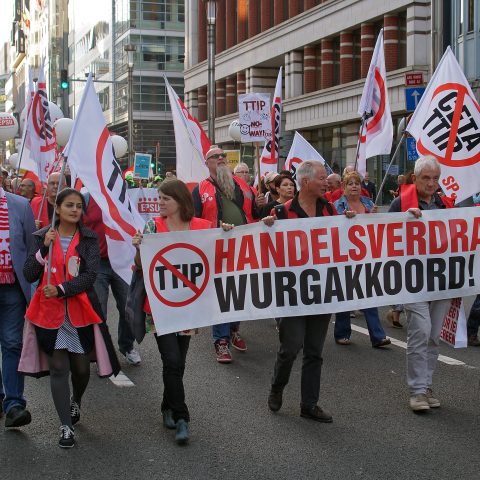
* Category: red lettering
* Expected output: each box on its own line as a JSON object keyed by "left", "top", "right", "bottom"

{"left": 470, "top": 217, "right": 480, "bottom": 251}
{"left": 347, "top": 225, "right": 367, "bottom": 261}
{"left": 214, "top": 238, "right": 236, "bottom": 274}
{"left": 310, "top": 228, "right": 330, "bottom": 264}
{"left": 448, "top": 219, "right": 469, "bottom": 253}
{"left": 428, "top": 221, "right": 448, "bottom": 254}
{"left": 386, "top": 223, "right": 404, "bottom": 257}
{"left": 366, "top": 223, "right": 385, "bottom": 258}
{"left": 287, "top": 230, "right": 309, "bottom": 267}
{"left": 405, "top": 221, "right": 426, "bottom": 255}
{"left": 331, "top": 227, "right": 348, "bottom": 262}
{"left": 259, "top": 232, "right": 286, "bottom": 268}
{"left": 237, "top": 235, "right": 259, "bottom": 271}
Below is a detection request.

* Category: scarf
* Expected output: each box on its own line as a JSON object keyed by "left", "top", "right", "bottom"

{"left": 0, "top": 187, "right": 15, "bottom": 284}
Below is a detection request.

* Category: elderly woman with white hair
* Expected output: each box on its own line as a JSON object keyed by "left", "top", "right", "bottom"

{"left": 389, "top": 155, "right": 455, "bottom": 412}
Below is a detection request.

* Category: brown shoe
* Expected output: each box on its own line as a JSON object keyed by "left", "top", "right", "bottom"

{"left": 468, "top": 335, "right": 480, "bottom": 346}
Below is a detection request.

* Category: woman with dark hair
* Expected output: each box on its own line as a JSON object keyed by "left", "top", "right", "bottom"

{"left": 22, "top": 187, "right": 119, "bottom": 448}
{"left": 131, "top": 179, "right": 225, "bottom": 445}
{"left": 333, "top": 172, "right": 390, "bottom": 348}
{"left": 261, "top": 174, "right": 296, "bottom": 217}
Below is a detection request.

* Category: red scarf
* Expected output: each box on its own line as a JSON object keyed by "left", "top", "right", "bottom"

{"left": 0, "top": 187, "right": 15, "bottom": 284}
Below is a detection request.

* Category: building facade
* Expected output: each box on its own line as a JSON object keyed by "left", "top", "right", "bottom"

{"left": 184, "top": 0, "right": 437, "bottom": 200}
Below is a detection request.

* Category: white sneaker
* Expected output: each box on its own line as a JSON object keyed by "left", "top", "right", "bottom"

{"left": 425, "top": 388, "right": 440, "bottom": 408}
{"left": 409, "top": 394, "right": 430, "bottom": 411}
{"left": 124, "top": 348, "right": 141, "bottom": 365}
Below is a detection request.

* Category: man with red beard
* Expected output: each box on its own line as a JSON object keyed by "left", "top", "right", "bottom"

{"left": 192, "top": 145, "right": 265, "bottom": 363}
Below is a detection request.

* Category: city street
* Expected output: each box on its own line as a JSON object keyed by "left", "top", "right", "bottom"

{"left": 2, "top": 298, "right": 480, "bottom": 480}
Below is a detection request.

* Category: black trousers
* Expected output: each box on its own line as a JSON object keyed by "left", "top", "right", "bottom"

{"left": 271, "top": 314, "right": 330, "bottom": 408}
{"left": 155, "top": 333, "right": 191, "bottom": 422}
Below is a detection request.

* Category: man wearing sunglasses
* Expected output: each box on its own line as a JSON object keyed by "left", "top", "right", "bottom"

{"left": 192, "top": 146, "right": 265, "bottom": 364}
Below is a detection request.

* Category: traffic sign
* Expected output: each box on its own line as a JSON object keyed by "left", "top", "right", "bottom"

{"left": 405, "top": 87, "right": 426, "bottom": 112}
{"left": 406, "top": 137, "right": 419, "bottom": 162}
{"left": 405, "top": 72, "right": 424, "bottom": 86}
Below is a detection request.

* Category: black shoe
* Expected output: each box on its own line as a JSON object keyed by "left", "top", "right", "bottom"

{"left": 70, "top": 399, "right": 81, "bottom": 426}
{"left": 0, "top": 401, "right": 3, "bottom": 419}
{"left": 5, "top": 406, "right": 32, "bottom": 428}
{"left": 372, "top": 338, "right": 391, "bottom": 348}
{"left": 268, "top": 389, "right": 283, "bottom": 412}
{"left": 59, "top": 425, "right": 75, "bottom": 448}
{"left": 300, "top": 405, "right": 333, "bottom": 423}
{"left": 175, "top": 419, "right": 189, "bottom": 445}
{"left": 162, "top": 409, "right": 176, "bottom": 429}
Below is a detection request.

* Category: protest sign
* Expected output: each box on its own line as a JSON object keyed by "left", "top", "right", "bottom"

{"left": 134, "top": 153, "right": 152, "bottom": 179}
{"left": 141, "top": 208, "right": 480, "bottom": 335}
{"left": 224, "top": 150, "right": 240, "bottom": 172}
{"left": 440, "top": 298, "right": 467, "bottom": 348}
{"left": 238, "top": 93, "right": 271, "bottom": 143}
{"left": 127, "top": 188, "right": 160, "bottom": 222}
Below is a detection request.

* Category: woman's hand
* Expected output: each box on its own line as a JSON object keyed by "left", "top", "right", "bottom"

{"left": 220, "top": 221, "right": 234, "bottom": 232}
{"left": 344, "top": 210, "right": 356, "bottom": 219}
{"left": 262, "top": 215, "right": 276, "bottom": 227}
{"left": 132, "top": 230, "right": 143, "bottom": 250}
{"left": 371, "top": 205, "right": 378, "bottom": 214}
{"left": 42, "top": 284, "right": 58, "bottom": 299}
{"left": 43, "top": 228, "right": 55, "bottom": 247}
{"left": 407, "top": 207, "right": 422, "bottom": 218}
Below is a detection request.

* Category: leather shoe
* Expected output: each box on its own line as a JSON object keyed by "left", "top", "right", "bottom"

{"left": 300, "top": 405, "right": 333, "bottom": 423}
{"left": 372, "top": 338, "right": 391, "bottom": 348}
{"left": 268, "top": 389, "right": 283, "bottom": 412}
{"left": 5, "top": 406, "right": 32, "bottom": 428}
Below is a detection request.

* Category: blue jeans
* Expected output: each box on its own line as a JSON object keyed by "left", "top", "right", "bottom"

{"left": 212, "top": 322, "right": 240, "bottom": 343}
{"left": 467, "top": 294, "right": 480, "bottom": 337}
{"left": 0, "top": 283, "right": 27, "bottom": 413}
{"left": 94, "top": 258, "right": 135, "bottom": 354}
{"left": 334, "top": 307, "right": 386, "bottom": 344}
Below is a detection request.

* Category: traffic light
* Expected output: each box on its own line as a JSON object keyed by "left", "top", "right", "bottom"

{"left": 60, "top": 69, "right": 69, "bottom": 90}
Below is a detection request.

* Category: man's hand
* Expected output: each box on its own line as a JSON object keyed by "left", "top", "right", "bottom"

{"left": 132, "top": 230, "right": 143, "bottom": 250}
{"left": 35, "top": 220, "right": 42, "bottom": 230}
{"left": 220, "top": 221, "right": 234, "bottom": 232}
{"left": 344, "top": 210, "right": 356, "bottom": 219}
{"left": 407, "top": 207, "right": 422, "bottom": 218}
{"left": 43, "top": 284, "right": 58, "bottom": 298}
{"left": 262, "top": 215, "right": 276, "bottom": 227}
{"left": 255, "top": 193, "right": 266, "bottom": 208}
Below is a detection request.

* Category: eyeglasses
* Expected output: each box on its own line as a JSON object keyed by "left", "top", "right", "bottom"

{"left": 208, "top": 153, "right": 226, "bottom": 159}
{"left": 236, "top": 170, "right": 249, "bottom": 174}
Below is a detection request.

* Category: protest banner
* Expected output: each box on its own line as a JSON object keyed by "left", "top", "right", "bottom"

{"left": 134, "top": 153, "right": 152, "bottom": 179}
{"left": 141, "top": 208, "right": 480, "bottom": 335}
{"left": 128, "top": 188, "right": 160, "bottom": 222}
{"left": 238, "top": 93, "right": 271, "bottom": 143}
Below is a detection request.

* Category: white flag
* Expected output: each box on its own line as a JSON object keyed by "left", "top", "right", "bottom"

{"left": 357, "top": 29, "right": 393, "bottom": 176}
{"left": 27, "top": 61, "right": 58, "bottom": 182}
{"left": 164, "top": 76, "right": 210, "bottom": 183}
{"left": 285, "top": 131, "right": 326, "bottom": 185}
{"left": 406, "top": 47, "right": 480, "bottom": 203}
{"left": 64, "top": 75, "right": 145, "bottom": 283}
{"left": 259, "top": 67, "right": 282, "bottom": 177}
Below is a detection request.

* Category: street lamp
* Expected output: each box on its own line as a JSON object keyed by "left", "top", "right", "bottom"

{"left": 124, "top": 43, "right": 137, "bottom": 167}
{"left": 205, "top": 1, "right": 217, "bottom": 143}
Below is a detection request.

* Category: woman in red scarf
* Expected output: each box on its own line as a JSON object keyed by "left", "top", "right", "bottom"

{"left": 22, "top": 188, "right": 119, "bottom": 448}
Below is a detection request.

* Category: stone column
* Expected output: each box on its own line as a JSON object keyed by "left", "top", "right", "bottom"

{"left": 285, "top": 51, "right": 303, "bottom": 98}
{"left": 340, "top": 31, "right": 353, "bottom": 84}
{"left": 226, "top": 76, "right": 236, "bottom": 114}
{"left": 406, "top": 3, "right": 430, "bottom": 66}
{"left": 384, "top": 14, "right": 399, "bottom": 72}
{"left": 248, "top": 0, "right": 259, "bottom": 38}
{"left": 198, "top": 1, "right": 207, "bottom": 62}
{"left": 321, "top": 38, "right": 334, "bottom": 89}
{"left": 237, "top": 71, "right": 246, "bottom": 97}
{"left": 226, "top": 0, "right": 236, "bottom": 49}
{"left": 216, "top": 79, "right": 226, "bottom": 117}
{"left": 303, "top": 46, "right": 316, "bottom": 94}
{"left": 198, "top": 86, "right": 207, "bottom": 122}
{"left": 261, "top": 0, "right": 272, "bottom": 31}
{"left": 288, "top": 0, "right": 300, "bottom": 18}
{"left": 360, "top": 23, "right": 375, "bottom": 78}
{"left": 237, "top": 0, "right": 248, "bottom": 43}
{"left": 273, "top": 0, "right": 284, "bottom": 26}
{"left": 216, "top": 0, "right": 226, "bottom": 53}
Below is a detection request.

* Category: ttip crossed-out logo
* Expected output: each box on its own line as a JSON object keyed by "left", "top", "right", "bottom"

{"left": 417, "top": 83, "right": 480, "bottom": 168}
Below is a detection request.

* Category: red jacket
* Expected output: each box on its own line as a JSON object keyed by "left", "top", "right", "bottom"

{"left": 272, "top": 194, "right": 336, "bottom": 219}
{"left": 399, "top": 184, "right": 454, "bottom": 211}
{"left": 30, "top": 196, "right": 52, "bottom": 228}
{"left": 26, "top": 231, "right": 102, "bottom": 329}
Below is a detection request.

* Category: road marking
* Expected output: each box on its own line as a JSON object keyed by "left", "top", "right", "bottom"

{"left": 109, "top": 370, "right": 135, "bottom": 387}
{"left": 349, "top": 324, "right": 466, "bottom": 366}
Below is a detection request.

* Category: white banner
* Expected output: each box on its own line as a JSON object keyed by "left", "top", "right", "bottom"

{"left": 406, "top": 47, "right": 480, "bottom": 203}
{"left": 64, "top": 75, "right": 145, "bottom": 283}
{"left": 140, "top": 208, "right": 480, "bottom": 335}
{"left": 238, "top": 93, "right": 271, "bottom": 143}
{"left": 127, "top": 188, "right": 160, "bottom": 222}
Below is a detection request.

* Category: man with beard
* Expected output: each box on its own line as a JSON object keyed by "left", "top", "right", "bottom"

{"left": 192, "top": 146, "right": 265, "bottom": 363}
{"left": 264, "top": 172, "right": 280, "bottom": 203}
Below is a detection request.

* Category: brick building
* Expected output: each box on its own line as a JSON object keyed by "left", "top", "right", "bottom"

{"left": 184, "top": 0, "right": 434, "bottom": 200}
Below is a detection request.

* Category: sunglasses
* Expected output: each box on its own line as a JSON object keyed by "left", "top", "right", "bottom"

{"left": 208, "top": 153, "right": 226, "bottom": 159}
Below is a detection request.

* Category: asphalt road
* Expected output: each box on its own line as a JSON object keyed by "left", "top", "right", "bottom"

{"left": 2, "top": 297, "right": 480, "bottom": 480}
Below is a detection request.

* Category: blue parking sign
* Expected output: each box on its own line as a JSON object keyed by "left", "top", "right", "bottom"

{"left": 406, "top": 137, "right": 419, "bottom": 162}
{"left": 405, "top": 87, "right": 425, "bottom": 112}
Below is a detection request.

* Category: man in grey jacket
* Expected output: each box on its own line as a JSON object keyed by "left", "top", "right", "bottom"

{"left": 0, "top": 185, "right": 35, "bottom": 427}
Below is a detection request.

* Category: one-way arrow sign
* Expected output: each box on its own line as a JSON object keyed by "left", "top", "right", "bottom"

{"left": 405, "top": 87, "right": 426, "bottom": 112}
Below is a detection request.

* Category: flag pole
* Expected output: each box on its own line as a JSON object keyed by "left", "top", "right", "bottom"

{"left": 374, "top": 131, "right": 407, "bottom": 206}
{"left": 353, "top": 112, "right": 370, "bottom": 171}
{"left": 255, "top": 142, "right": 262, "bottom": 193}
{"left": 46, "top": 153, "right": 67, "bottom": 284}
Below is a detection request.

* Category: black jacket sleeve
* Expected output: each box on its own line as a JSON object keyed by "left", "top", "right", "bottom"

{"left": 388, "top": 197, "right": 401, "bottom": 213}
{"left": 23, "top": 230, "right": 48, "bottom": 283}
{"left": 192, "top": 185, "right": 203, "bottom": 218}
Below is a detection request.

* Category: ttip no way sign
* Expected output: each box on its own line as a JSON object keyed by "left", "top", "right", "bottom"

{"left": 148, "top": 242, "right": 210, "bottom": 307}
